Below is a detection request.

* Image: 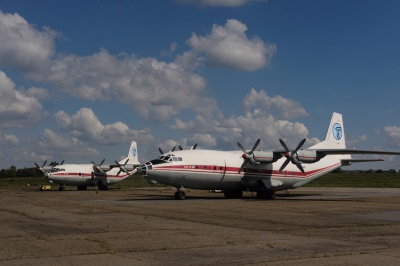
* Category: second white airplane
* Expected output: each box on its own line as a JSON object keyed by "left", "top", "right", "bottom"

{"left": 35, "top": 141, "right": 140, "bottom": 191}
{"left": 139, "top": 113, "right": 400, "bottom": 200}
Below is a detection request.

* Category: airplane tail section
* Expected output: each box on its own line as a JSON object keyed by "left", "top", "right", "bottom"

{"left": 119, "top": 141, "right": 139, "bottom": 165}
{"left": 310, "top": 112, "right": 346, "bottom": 150}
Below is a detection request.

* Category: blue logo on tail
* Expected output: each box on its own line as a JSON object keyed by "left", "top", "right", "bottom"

{"left": 131, "top": 148, "right": 137, "bottom": 157}
{"left": 332, "top": 123, "right": 342, "bottom": 140}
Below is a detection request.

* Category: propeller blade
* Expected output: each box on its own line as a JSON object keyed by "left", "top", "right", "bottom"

{"left": 179, "top": 145, "right": 183, "bottom": 150}
{"left": 250, "top": 138, "right": 261, "bottom": 153}
{"left": 159, "top": 148, "right": 164, "bottom": 154}
{"left": 192, "top": 143, "right": 197, "bottom": 150}
{"left": 279, "top": 138, "right": 307, "bottom": 172}
{"left": 60, "top": 160, "right": 65, "bottom": 165}
{"left": 115, "top": 160, "right": 129, "bottom": 176}
{"left": 279, "top": 158, "right": 291, "bottom": 172}
{"left": 171, "top": 146, "right": 176, "bottom": 152}
{"left": 237, "top": 138, "right": 261, "bottom": 173}
{"left": 237, "top": 142, "right": 246, "bottom": 153}
{"left": 238, "top": 159, "right": 249, "bottom": 173}
{"left": 279, "top": 139, "right": 289, "bottom": 152}
{"left": 294, "top": 138, "right": 306, "bottom": 153}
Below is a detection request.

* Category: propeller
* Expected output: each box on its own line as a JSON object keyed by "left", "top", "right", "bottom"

{"left": 158, "top": 146, "right": 177, "bottom": 154}
{"left": 279, "top": 138, "right": 306, "bottom": 173}
{"left": 34, "top": 160, "right": 48, "bottom": 173}
{"left": 91, "top": 159, "right": 106, "bottom": 174}
{"left": 159, "top": 143, "right": 197, "bottom": 154}
{"left": 237, "top": 138, "right": 261, "bottom": 173}
{"left": 115, "top": 159, "right": 130, "bottom": 176}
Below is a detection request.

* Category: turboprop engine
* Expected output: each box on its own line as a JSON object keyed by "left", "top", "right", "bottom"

{"left": 296, "top": 150, "right": 323, "bottom": 164}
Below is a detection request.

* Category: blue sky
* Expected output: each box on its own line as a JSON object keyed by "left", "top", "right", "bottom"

{"left": 1, "top": 0, "right": 400, "bottom": 170}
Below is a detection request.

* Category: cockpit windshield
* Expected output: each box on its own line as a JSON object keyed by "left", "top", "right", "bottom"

{"left": 157, "top": 154, "right": 183, "bottom": 162}
{"left": 51, "top": 167, "right": 65, "bottom": 172}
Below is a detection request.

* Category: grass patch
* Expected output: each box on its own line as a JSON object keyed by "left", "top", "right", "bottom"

{"left": 305, "top": 172, "right": 400, "bottom": 188}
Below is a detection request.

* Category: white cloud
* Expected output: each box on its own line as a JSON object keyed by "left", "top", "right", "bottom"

{"left": 55, "top": 108, "right": 154, "bottom": 145}
{"left": 0, "top": 71, "right": 44, "bottom": 129}
{"left": 384, "top": 126, "right": 400, "bottom": 148}
{"left": 42, "top": 49, "right": 217, "bottom": 121}
{"left": 171, "top": 89, "right": 309, "bottom": 150}
{"left": 0, "top": 10, "right": 57, "bottom": 73}
{"left": 179, "top": 19, "right": 276, "bottom": 71}
{"left": 36, "top": 128, "right": 100, "bottom": 159}
{"left": 243, "top": 89, "right": 308, "bottom": 119}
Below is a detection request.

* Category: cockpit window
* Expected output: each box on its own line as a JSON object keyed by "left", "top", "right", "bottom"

{"left": 51, "top": 168, "right": 65, "bottom": 172}
{"left": 157, "top": 154, "right": 183, "bottom": 162}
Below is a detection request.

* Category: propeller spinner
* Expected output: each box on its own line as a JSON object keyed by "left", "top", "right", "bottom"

{"left": 279, "top": 138, "right": 306, "bottom": 173}
{"left": 237, "top": 138, "right": 260, "bottom": 173}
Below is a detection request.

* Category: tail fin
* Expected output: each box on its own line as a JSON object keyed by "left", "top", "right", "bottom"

{"left": 119, "top": 141, "right": 139, "bottom": 165}
{"left": 310, "top": 112, "right": 346, "bottom": 149}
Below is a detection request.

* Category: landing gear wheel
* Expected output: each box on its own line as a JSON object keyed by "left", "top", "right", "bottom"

{"left": 174, "top": 191, "right": 186, "bottom": 200}
{"left": 256, "top": 190, "right": 276, "bottom": 200}
{"left": 267, "top": 190, "right": 276, "bottom": 200}
{"left": 58, "top": 186, "right": 65, "bottom": 191}
{"left": 224, "top": 190, "right": 243, "bottom": 199}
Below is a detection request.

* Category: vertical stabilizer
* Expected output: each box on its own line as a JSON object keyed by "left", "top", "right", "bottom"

{"left": 310, "top": 112, "right": 346, "bottom": 149}
{"left": 119, "top": 141, "right": 139, "bottom": 164}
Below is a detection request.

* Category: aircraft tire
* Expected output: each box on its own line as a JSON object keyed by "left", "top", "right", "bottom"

{"left": 224, "top": 190, "right": 243, "bottom": 199}
{"left": 58, "top": 186, "right": 65, "bottom": 191}
{"left": 174, "top": 191, "right": 186, "bottom": 200}
{"left": 256, "top": 190, "right": 276, "bottom": 200}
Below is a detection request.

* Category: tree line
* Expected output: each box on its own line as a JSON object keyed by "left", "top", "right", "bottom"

{"left": 0, "top": 163, "right": 61, "bottom": 179}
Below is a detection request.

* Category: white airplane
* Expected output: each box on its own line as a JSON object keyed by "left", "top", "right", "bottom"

{"left": 139, "top": 113, "right": 400, "bottom": 200}
{"left": 35, "top": 141, "right": 140, "bottom": 191}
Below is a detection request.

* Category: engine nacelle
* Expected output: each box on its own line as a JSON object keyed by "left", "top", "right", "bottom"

{"left": 252, "top": 151, "right": 282, "bottom": 164}
{"left": 296, "top": 150, "right": 322, "bottom": 163}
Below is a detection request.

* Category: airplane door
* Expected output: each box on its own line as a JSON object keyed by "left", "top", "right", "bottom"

{"left": 213, "top": 159, "right": 226, "bottom": 180}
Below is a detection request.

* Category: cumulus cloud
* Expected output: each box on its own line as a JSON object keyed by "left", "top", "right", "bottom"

{"left": 54, "top": 108, "right": 154, "bottom": 145}
{"left": 0, "top": 10, "right": 57, "bottom": 73}
{"left": 171, "top": 89, "right": 310, "bottom": 150}
{"left": 243, "top": 89, "right": 308, "bottom": 119}
{"left": 41, "top": 49, "right": 217, "bottom": 121}
{"left": 383, "top": 126, "right": 400, "bottom": 148}
{"left": 36, "top": 128, "right": 100, "bottom": 158}
{"left": 0, "top": 71, "right": 44, "bottom": 129}
{"left": 1, "top": 12, "right": 275, "bottom": 123}
{"left": 178, "top": 19, "right": 276, "bottom": 71}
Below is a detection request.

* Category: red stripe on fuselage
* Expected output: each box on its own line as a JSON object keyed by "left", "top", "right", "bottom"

{"left": 153, "top": 163, "right": 341, "bottom": 179}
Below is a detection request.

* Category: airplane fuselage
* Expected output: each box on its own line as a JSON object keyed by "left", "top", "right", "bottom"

{"left": 46, "top": 164, "right": 134, "bottom": 189}
{"left": 140, "top": 149, "right": 343, "bottom": 192}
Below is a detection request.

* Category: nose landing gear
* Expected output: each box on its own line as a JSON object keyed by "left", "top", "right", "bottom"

{"left": 174, "top": 187, "right": 186, "bottom": 200}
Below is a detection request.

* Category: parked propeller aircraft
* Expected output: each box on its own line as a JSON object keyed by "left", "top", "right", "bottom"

{"left": 139, "top": 113, "right": 400, "bottom": 200}
{"left": 35, "top": 141, "right": 140, "bottom": 191}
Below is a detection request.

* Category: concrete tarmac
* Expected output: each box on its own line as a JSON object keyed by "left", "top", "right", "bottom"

{"left": 1, "top": 186, "right": 400, "bottom": 265}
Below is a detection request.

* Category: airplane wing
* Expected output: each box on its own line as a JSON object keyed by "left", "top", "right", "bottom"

{"left": 341, "top": 158, "right": 384, "bottom": 166}
{"left": 314, "top": 149, "right": 400, "bottom": 156}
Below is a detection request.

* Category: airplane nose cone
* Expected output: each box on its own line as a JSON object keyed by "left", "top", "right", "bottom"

{"left": 139, "top": 162, "right": 153, "bottom": 176}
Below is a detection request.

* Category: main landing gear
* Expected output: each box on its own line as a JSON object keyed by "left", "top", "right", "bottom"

{"left": 174, "top": 187, "right": 186, "bottom": 200}
{"left": 256, "top": 190, "right": 276, "bottom": 200}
